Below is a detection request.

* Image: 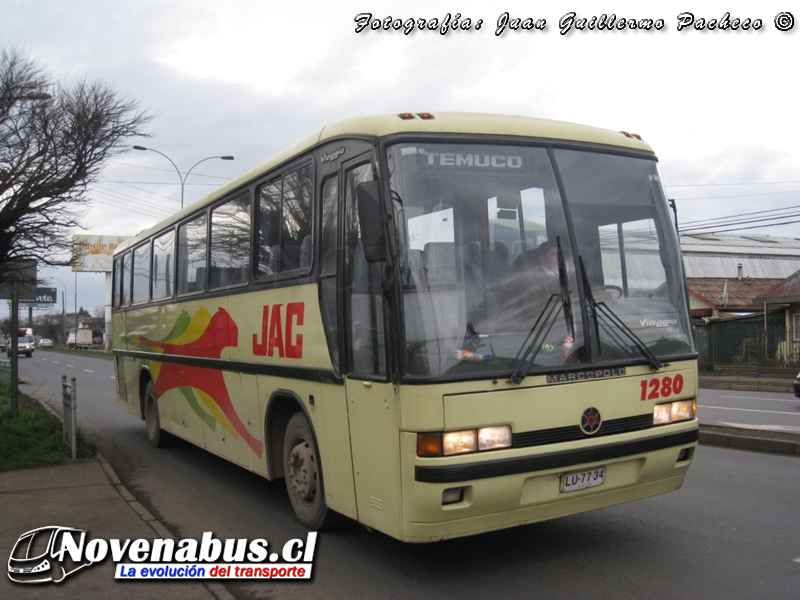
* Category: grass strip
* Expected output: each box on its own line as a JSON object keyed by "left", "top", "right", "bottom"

{"left": 0, "top": 382, "right": 95, "bottom": 471}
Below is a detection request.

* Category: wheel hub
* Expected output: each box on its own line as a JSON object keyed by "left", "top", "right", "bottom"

{"left": 288, "top": 441, "right": 317, "bottom": 501}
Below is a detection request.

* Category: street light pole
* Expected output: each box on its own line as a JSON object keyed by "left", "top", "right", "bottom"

{"left": 47, "top": 277, "right": 69, "bottom": 345}
{"left": 132, "top": 146, "right": 234, "bottom": 208}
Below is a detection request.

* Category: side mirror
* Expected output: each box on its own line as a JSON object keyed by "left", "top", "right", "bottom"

{"left": 356, "top": 181, "right": 393, "bottom": 263}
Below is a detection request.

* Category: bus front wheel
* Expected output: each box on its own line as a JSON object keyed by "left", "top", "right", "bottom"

{"left": 144, "top": 381, "right": 170, "bottom": 448}
{"left": 283, "top": 412, "right": 339, "bottom": 530}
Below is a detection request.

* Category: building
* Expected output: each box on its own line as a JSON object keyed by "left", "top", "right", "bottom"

{"left": 680, "top": 233, "right": 800, "bottom": 320}
{"left": 679, "top": 233, "right": 800, "bottom": 373}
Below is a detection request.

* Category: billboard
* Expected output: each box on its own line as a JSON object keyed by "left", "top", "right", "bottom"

{"left": 72, "top": 235, "right": 128, "bottom": 273}
{"left": 0, "top": 259, "right": 37, "bottom": 299}
{"left": 20, "top": 287, "right": 58, "bottom": 304}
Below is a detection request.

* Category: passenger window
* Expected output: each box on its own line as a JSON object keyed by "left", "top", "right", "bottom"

{"left": 177, "top": 214, "right": 208, "bottom": 295}
{"left": 210, "top": 193, "right": 251, "bottom": 289}
{"left": 113, "top": 256, "right": 124, "bottom": 308}
{"left": 121, "top": 251, "right": 132, "bottom": 306}
{"left": 152, "top": 229, "right": 175, "bottom": 300}
{"left": 257, "top": 163, "right": 313, "bottom": 277}
{"left": 132, "top": 243, "right": 151, "bottom": 304}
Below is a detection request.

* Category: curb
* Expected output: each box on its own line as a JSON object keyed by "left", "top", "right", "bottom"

{"left": 698, "top": 425, "right": 800, "bottom": 456}
{"left": 26, "top": 391, "right": 237, "bottom": 600}
{"left": 97, "top": 453, "right": 237, "bottom": 600}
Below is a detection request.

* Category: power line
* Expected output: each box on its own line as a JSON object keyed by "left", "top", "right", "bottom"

{"left": 680, "top": 217, "right": 800, "bottom": 235}
{"left": 666, "top": 180, "right": 800, "bottom": 188}
{"left": 106, "top": 159, "right": 234, "bottom": 181}
{"left": 678, "top": 203, "right": 800, "bottom": 227}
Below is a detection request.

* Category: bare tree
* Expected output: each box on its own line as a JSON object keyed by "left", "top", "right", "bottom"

{"left": 0, "top": 48, "right": 152, "bottom": 287}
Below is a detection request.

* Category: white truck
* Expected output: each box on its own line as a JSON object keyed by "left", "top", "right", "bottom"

{"left": 67, "top": 328, "right": 93, "bottom": 349}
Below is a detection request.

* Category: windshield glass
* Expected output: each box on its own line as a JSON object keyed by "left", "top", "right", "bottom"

{"left": 556, "top": 148, "right": 694, "bottom": 363}
{"left": 387, "top": 142, "right": 694, "bottom": 380}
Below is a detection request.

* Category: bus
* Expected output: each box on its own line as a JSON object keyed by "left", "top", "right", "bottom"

{"left": 112, "top": 113, "right": 698, "bottom": 543}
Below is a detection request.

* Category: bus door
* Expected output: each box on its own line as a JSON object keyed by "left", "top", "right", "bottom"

{"left": 340, "top": 155, "right": 403, "bottom": 533}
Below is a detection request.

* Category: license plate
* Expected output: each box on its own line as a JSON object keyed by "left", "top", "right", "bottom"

{"left": 560, "top": 466, "right": 606, "bottom": 493}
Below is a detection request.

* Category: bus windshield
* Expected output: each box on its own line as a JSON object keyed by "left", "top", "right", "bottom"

{"left": 387, "top": 142, "right": 694, "bottom": 380}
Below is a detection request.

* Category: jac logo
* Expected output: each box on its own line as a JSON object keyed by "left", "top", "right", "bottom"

{"left": 8, "top": 526, "right": 93, "bottom": 584}
{"left": 252, "top": 302, "right": 305, "bottom": 359}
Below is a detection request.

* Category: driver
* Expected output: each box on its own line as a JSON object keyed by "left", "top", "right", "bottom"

{"left": 494, "top": 239, "right": 563, "bottom": 331}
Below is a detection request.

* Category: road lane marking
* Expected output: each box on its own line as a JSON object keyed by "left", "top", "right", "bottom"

{"left": 718, "top": 422, "right": 800, "bottom": 432}
{"left": 701, "top": 405, "right": 800, "bottom": 417}
{"left": 84, "top": 369, "right": 95, "bottom": 373}
{"left": 719, "top": 395, "right": 799, "bottom": 404}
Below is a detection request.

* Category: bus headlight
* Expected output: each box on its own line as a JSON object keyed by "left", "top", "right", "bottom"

{"left": 418, "top": 425, "right": 513, "bottom": 457}
{"left": 478, "top": 426, "right": 513, "bottom": 451}
{"left": 653, "top": 399, "right": 696, "bottom": 425}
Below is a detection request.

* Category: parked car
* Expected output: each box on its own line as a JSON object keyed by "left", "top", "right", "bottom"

{"left": 92, "top": 336, "right": 103, "bottom": 345}
{"left": 38, "top": 338, "right": 54, "bottom": 348}
{"left": 7, "top": 335, "right": 35, "bottom": 358}
{"left": 0, "top": 337, "right": 7, "bottom": 352}
{"left": 794, "top": 371, "right": 800, "bottom": 398}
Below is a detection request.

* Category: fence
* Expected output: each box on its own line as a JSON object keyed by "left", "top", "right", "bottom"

{"left": 62, "top": 375, "right": 77, "bottom": 460}
{"left": 0, "top": 358, "right": 9, "bottom": 385}
{"left": 693, "top": 321, "right": 799, "bottom": 375}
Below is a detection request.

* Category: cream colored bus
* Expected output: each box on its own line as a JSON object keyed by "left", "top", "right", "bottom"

{"left": 112, "top": 113, "right": 698, "bottom": 543}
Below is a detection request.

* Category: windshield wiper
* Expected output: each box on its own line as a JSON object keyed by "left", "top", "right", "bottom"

{"left": 578, "top": 257, "right": 663, "bottom": 371}
{"left": 507, "top": 237, "right": 575, "bottom": 385}
{"left": 506, "top": 292, "right": 564, "bottom": 385}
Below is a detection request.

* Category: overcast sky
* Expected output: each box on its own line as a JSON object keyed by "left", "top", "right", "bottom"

{"left": 2, "top": 0, "right": 798, "bottom": 318}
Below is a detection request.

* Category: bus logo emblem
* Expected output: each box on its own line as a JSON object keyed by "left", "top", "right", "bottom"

{"left": 580, "top": 408, "right": 602, "bottom": 435}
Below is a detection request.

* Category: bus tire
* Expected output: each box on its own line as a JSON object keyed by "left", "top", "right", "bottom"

{"left": 144, "top": 381, "right": 170, "bottom": 448}
{"left": 283, "top": 412, "right": 340, "bottom": 530}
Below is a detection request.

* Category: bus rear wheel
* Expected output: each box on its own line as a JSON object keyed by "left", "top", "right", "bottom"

{"left": 283, "top": 412, "right": 340, "bottom": 530}
{"left": 144, "top": 381, "right": 170, "bottom": 448}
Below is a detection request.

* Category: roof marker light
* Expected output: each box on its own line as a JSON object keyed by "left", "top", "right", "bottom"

{"left": 417, "top": 112, "right": 435, "bottom": 120}
{"left": 398, "top": 113, "right": 416, "bottom": 120}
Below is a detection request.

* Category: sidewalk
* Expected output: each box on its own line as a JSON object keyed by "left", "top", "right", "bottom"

{"left": 0, "top": 457, "right": 229, "bottom": 600}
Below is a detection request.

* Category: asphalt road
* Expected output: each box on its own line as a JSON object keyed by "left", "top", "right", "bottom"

{"left": 697, "top": 387, "right": 800, "bottom": 432}
{"left": 17, "top": 351, "right": 800, "bottom": 600}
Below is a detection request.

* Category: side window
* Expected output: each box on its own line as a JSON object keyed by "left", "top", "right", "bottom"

{"left": 132, "top": 243, "right": 151, "bottom": 304}
{"left": 177, "top": 213, "right": 208, "bottom": 295}
{"left": 257, "top": 181, "right": 281, "bottom": 275}
{"left": 210, "top": 193, "right": 251, "bottom": 289}
{"left": 282, "top": 165, "right": 313, "bottom": 271}
{"left": 257, "top": 163, "right": 313, "bottom": 277}
{"left": 344, "top": 162, "right": 386, "bottom": 378}
{"left": 113, "top": 256, "right": 124, "bottom": 308}
{"left": 152, "top": 229, "right": 175, "bottom": 300}
{"left": 122, "top": 251, "right": 133, "bottom": 307}
{"left": 319, "top": 175, "right": 340, "bottom": 371}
